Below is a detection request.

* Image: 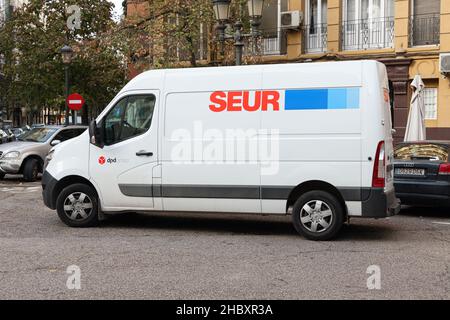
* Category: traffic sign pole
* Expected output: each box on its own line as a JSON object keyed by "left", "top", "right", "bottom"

{"left": 65, "top": 65, "right": 70, "bottom": 126}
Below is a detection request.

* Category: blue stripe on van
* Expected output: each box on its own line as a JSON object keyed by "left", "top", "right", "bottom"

{"left": 285, "top": 88, "right": 360, "bottom": 110}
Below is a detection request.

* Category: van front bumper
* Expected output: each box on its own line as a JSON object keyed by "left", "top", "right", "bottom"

{"left": 42, "top": 171, "right": 58, "bottom": 210}
{"left": 361, "top": 187, "right": 400, "bottom": 218}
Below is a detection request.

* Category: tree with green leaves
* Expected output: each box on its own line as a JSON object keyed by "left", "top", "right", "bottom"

{"left": 122, "top": 0, "right": 214, "bottom": 70}
{"left": 121, "top": 0, "right": 262, "bottom": 71}
{"left": 0, "top": 0, "right": 127, "bottom": 125}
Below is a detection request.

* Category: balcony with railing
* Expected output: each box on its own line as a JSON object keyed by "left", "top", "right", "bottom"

{"left": 303, "top": 23, "right": 328, "bottom": 53}
{"left": 409, "top": 13, "right": 440, "bottom": 47}
{"left": 261, "top": 29, "right": 287, "bottom": 56}
{"left": 244, "top": 29, "right": 287, "bottom": 56}
{"left": 341, "top": 17, "right": 395, "bottom": 51}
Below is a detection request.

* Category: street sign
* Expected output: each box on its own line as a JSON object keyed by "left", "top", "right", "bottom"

{"left": 67, "top": 93, "right": 85, "bottom": 111}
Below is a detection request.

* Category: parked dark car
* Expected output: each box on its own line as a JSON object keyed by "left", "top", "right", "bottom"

{"left": 394, "top": 141, "right": 450, "bottom": 207}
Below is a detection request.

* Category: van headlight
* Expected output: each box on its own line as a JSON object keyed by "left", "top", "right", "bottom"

{"left": 2, "top": 151, "right": 20, "bottom": 159}
{"left": 46, "top": 149, "right": 55, "bottom": 163}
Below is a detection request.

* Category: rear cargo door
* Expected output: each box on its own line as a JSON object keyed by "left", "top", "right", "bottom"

{"left": 378, "top": 65, "right": 395, "bottom": 192}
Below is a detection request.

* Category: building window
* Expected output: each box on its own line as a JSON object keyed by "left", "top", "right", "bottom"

{"left": 259, "top": 0, "right": 289, "bottom": 55}
{"left": 423, "top": 88, "right": 438, "bottom": 120}
{"left": 342, "top": 0, "right": 395, "bottom": 50}
{"left": 409, "top": 0, "right": 440, "bottom": 46}
{"left": 304, "top": 0, "right": 328, "bottom": 53}
{"left": 165, "top": 16, "right": 208, "bottom": 63}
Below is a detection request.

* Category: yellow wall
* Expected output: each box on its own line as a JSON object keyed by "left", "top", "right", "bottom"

{"left": 127, "top": 0, "right": 450, "bottom": 131}
{"left": 327, "top": 0, "right": 341, "bottom": 53}
{"left": 394, "top": 0, "right": 409, "bottom": 53}
{"left": 438, "top": 0, "right": 450, "bottom": 128}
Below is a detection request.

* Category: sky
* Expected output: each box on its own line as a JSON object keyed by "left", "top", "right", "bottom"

{"left": 109, "top": 0, "right": 124, "bottom": 20}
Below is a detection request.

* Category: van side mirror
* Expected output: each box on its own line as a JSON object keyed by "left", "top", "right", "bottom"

{"left": 89, "top": 120, "right": 104, "bottom": 148}
{"left": 50, "top": 140, "right": 61, "bottom": 146}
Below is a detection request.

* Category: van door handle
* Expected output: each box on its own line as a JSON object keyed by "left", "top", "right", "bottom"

{"left": 136, "top": 151, "right": 153, "bottom": 157}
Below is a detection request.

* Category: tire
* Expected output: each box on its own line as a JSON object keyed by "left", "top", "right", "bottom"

{"left": 23, "top": 158, "right": 40, "bottom": 182}
{"left": 292, "top": 190, "right": 344, "bottom": 241}
{"left": 56, "top": 183, "right": 99, "bottom": 228}
{"left": 0, "top": 172, "right": 5, "bottom": 180}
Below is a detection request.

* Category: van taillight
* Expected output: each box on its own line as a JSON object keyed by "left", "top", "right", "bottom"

{"left": 438, "top": 163, "right": 450, "bottom": 175}
{"left": 372, "top": 141, "right": 386, "bottom": 188}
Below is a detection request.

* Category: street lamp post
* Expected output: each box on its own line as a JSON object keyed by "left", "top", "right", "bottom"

{"left": 211, "top": 0, "right": 265, "bottom": 66}
{"left": 61, "top": 45, "right": 74, "bottom": 126}
{"left": 247, "top": 0, "right": 264, "bottom": 37}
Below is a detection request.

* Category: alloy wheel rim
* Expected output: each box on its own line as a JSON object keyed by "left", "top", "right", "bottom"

{"left": 300, "top": 200, "right": 333, "bottom": 233}
{"left": 64, "top": 192, "right": 93, "bottom": 221}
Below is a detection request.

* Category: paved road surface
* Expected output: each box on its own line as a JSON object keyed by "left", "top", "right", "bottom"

{"left": 0, "top": 176, "right": 449, "bottom": 299}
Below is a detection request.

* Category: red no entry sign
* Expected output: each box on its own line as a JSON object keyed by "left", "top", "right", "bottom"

{"left": 67, "top": 93, "right": 85, "bottom": 111}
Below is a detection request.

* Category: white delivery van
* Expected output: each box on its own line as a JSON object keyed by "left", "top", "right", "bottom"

{"left": 42, "top": 60, "right": 400, "bottom": 240}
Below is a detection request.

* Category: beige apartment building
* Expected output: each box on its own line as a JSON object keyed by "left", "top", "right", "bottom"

{"left": 127, "top": 0, "right": 450, "bottom": 140}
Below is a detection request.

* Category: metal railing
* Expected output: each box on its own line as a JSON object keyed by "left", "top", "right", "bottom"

{"left": 341, "top": 17, "right": 395, "bottom": 51}
{"left": 303, "top": 23, "right": 328, "bottom": 53}
{"left": 409, "top": 13, "right": 440, "bottom": 47}
{"left": 0, "top": 8, "right": 5, "bottom": 27}
{"left": 261, "top": 29, "right": 287, "bottom": 56}
{"left": 262, "top": 37, "right": 281, "bottom": 55}
{"left": 244, "top": 29, "right": 287, "bottom": 56}
{"left": 165, "top": 32, "right": 209, "bottom": 63}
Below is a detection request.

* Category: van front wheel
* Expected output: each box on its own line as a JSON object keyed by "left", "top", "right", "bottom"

{"left": 292, "top": 191, "right": 344, "bottom": 241}
{"left": 56, "top": 183, "right": 99, "bottom": 227}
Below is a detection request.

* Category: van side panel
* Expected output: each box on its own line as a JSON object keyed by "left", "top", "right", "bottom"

{"left": 360, "top": 61, "right": 394, "bottom": 189}
{"left": 361, "top": 62, "right": 384, "bottom": 189}
{"left": 260, "top": 62, "right": 363, "bottom": 215}
{"left": 161, "top": 69, "right": 263, "bottom": 213}
{"left": 156, "top": 61, "right": 393, "bottom": 217}
{"left": 358, "top": 61, "right": 398, "bottom": 217}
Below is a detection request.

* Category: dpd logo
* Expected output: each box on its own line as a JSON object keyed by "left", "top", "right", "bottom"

{"left": 98, "top": 156, "right": 118, "bottom": 165}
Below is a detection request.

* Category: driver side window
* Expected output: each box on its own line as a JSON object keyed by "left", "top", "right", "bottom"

{"left": 104, "top": 95, "right": 156, "bottom": 146}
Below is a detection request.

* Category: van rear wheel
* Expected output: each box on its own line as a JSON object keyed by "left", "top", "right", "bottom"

{"left": 292, "top": 191, "right": 344, "bottom": 241}
{"left": 56, "top": 183, "right": 99, "bottom": 227}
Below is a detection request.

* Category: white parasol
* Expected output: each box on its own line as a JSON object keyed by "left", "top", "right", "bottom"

{"left": 404, "top": 75, "right": 426, "bottom": 142}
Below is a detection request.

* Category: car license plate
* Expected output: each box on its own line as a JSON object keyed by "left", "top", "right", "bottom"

{"left": 395, "top": 168, "right": 425, "bottom": 176}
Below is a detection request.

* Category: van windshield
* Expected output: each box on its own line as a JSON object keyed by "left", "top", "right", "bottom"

{"left": 18, "top": 128, "right": 58, "bottom": 143}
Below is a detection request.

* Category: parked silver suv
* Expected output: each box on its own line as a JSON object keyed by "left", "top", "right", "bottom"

{"left": 0, "top": 126, "right": 87, "bottom": 181}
